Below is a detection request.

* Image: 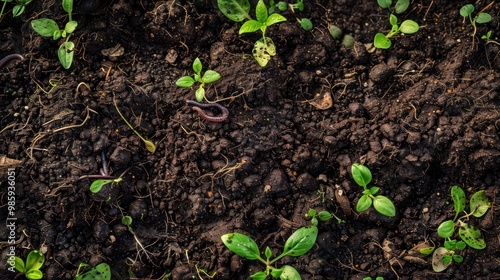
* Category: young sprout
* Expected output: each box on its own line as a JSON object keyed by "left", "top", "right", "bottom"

{"left": 481, "top": 31, "right": 500, "bottom": 46}
{"left": 113, "top": 96, "right": 156, "bottom": 153}
{"left": 373, "top": 14, "right": 419, "bottom": 49}
{"left": 175, "top": 57, "right": 221, "bottom": 102}
{"left": 460, "top": 4, "right": 493, "bottom": 49}
{"left": 14, "top": 250, "right": 45, "bottom": 280}
{"left": 306, "top": 208, "right": 345, "bottom": 225}
{"left": 297, "top": 18, "right": 313, "bottom": 31}
{"left": 377, "top": 0, "right": 409, "bottom": 14}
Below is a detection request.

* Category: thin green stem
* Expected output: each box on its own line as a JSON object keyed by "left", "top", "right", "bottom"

{"left": 113, "top": 95, "right": 148, "bottom": 143}
{"left": 0, "top": 0, "right": 8, "bottom": 22}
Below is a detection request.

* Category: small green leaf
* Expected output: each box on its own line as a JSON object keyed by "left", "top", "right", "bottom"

{"left": 26, "top": 270, "right": 43, "bottom": 280}
{"left": 144, "top": 140, "right": 156, "bottom": 153}
{"left": 58, "top": 41, "right": 75, "bottom": 69}
{"left": 419, "top": 246, "right": 435, "bottom": 255}
{"left": 298, "top": 18, "right": 313, "bottom": 31}
{"left": 356, "top": 194, "right": 372, "bottom": 212}
{"left": 470, "top": 190, "right": 490, "bottom": 217}
{"left": 14, "top": 256, "right": 26, "bottom": 273}
{"left": 372, "top": 195, "right": 396, "bottom": 217}
{"left": 221, "top": 233, "right": 261, "bottom": 260}
{"left": 195, "top": 86, "right": 205, "bottom": 102}
{"left": 451, "top": 186, "right": 465, "bottom": 219}
{"left": 217, "top": 0, "right": 251, "bottom": 22}
{"left": 277, "top": 1, "right": 287, "bottom": 11}
{"left": 460, "top": 4, "right": 474, "bottom": 17}
{"left": 442, "top": 255, "right": 452, "bottom": 264}
{"left": 377, "top": 0, "right": 391, "bottom": 9}
{"left": 202, "top": 70, "right": 221, "bottom": 84}
{"left": 282, "top": 226, "right": 318, "bottom": 257}
{"left": 176, "top": 76, "right": 195, "bottom": 88}
{"left": 458, "top": 220, "right": 486, "bottom": 249}
{"left": 437, "top": 220, "right": 455, "bottom": 239}
{"left": 307, "top": 209, "right": 316, "bottom": 217}
{"left": 239, "top": 20, "right": 262, "bottom": 34}
{"left": 31, "top": 18, "right": 60, "bottom": 37}
{"left": 369, "top": 186, "right": 380, "bottom": 195}
{"left": 432, "top": 247, "right": 452, "bottom": 272}
{"left": 64, "top": 20, "right": 78, "bottom": 34}
{"left": 394, "top": 0, "right": 409, "bottom": 14}
{"left": 453, "top": 254, "right": 463, "bottom": 263}
{"left": 389, "top": 14, "right": 398, "bottom": 26}
{"left": 192, "top": 58, "right": 202, "bottom": 75}
{"left": 265, "top": 13, "right": 287, "bottom": 27}
{"left": 264, "top": 246, "right": 272, "bottom": 259}
{"left": 255, "top": 0, "right": 268, "bottom": 24}
{"left": 351, "top": 164, "right": 372, "bottom": 187}
{"left": 250, "top": 271, "right": 267, "bottom": 280}
{"left": 455, "top": 241, "right": 466, "bottom": 250}
{"left": 90, "top": 179, "right": 113, "bottom": 193}
{"left": 62, "top": 0, "right": 73, "bottom": 14}
{"left": 77, "top": 263, "right": 111, "bottom": 280}
{"left": 270, "top": 268, "right": 283, "bottom": 278}
{"left": 53, "top": 30, "right": 62, "bottom": 40}
{"left": 328, "top": 24, "right": 343, "bottom": 40}
{"left": 26, "top": 250, "right": 45, "bottom": 271}
{"left": 122, "top": 215, "right": 133, "bottom": 226}
{"left": 280, "top": 265, "right": 301, "bottom": 280}
{"left": 444, "top": 239, "right": 456, "bottom": 250}
{"left": 318, "top": 211, "right": 333, "bottom": 221}
{"left": 399, "top": 20, "right": 419, "bottom": 34}
{"left": 475, "top": 13, "right": 492, "bottom": 24}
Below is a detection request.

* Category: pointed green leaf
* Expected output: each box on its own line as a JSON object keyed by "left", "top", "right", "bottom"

{"left": 239, "top": 20, "right": 262, "bottom": 34}
{"left": 389, "top": 14, "right": 398, "bottom": 26}
{"left": 356, "top": 194, "right": 372, "bottom": 212}
{"left": 13, "top": 5, "right": 25, "bottom": 17}
{"left": 394, "top": 0, "right": 409, "bottom": 14}
{"left": 176, "top": 76, "right": 195, "bottom": 88}
{"left": 369, "top": 186, "right": 380, "bottom": 195}
{"left": 373, "top": 195, "right": 396, "bottom": 217}
{"left": 470, "top": 190, "right": 490, "bottom": 217}
{"left": 351, "top": 164, "right": 372, "bottom": 187}
{"left": 195, "top": 86, "right": 205, "bottom": 102}
{"left": 90, "top": 179, "right": 114, "bottom": 193}
{"left": 264, "top": 246, "right": 272, "bottom": 259}
{"left": 217, "top": 0, "right": 251, "bottom": 22}
{"left": 192, "top": 58, "right": 202, "bottom": 75}
{"left": 202, "top": 70, "right": 221, "bottom": 84}
{"left": 250, "top": 271, "right": 267, "bottom": 280}
{"left": 451, "top": 186, "right": 465, "bottom": 218}
{"left": 377, "top": 0, "right": 391, "bottom": 9}
{"left": 437, "top": 220, "right": 455, "bottom": 239}
{"left": 318, "top": 211, "right": 333, "bottom": 221}
{"left": 266, "top": 13, "right": 287, "bottom": 27}
{"left": 26, "top": 270, "right": 43, "bottom": 279}
{"left": 31, "top": 18, "right": 60, "bottom": 37}
{"left": 14, "top": 256, "right": 26, "bottom": 273}
{"left": 282, "top": 226, "right": 318, "bottom": 256}
{"left": 221, "top": 233, "right": 261, "bottom": 260}
{"left": 270, "top": 268, "right": 283, "bottom": 278}
{"left": 255, "top": 0, "right": 268, "bottom": 24}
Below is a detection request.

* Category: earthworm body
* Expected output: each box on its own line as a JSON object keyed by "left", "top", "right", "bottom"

{"left": 186, "top": 100, "right": 229, "bottom": 122}
{"left": 0, "top": 54, "right": 25, "bottom": 69}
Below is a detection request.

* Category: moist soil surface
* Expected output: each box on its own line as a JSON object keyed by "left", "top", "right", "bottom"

{"left": 1, "top": 0, "right": 499, "bottom": 279}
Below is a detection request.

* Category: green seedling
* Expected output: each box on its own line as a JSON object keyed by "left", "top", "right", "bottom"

{"left": 374, "top": 14, "right": 419, "bottom": 49}
{"left": 432, "top": 240, "right": 465, "bottom": 272}
{"left": 297, "top": 18, "right": 312, "bottom": 31}
{"left": 90, "top": 178, "right": 122, "bottom": 193}
{"left": 222, "top": 226, "right": 318, "bottom": 279}
{"left": 363, "top": 277, "right": 384, "bottom": 280}
{"left": 351, "top": 164, "right": 396, "bottom": 217}
{"left": 460, "top": 4, "right": 492, "bottom": 48}
{"left": 14, "top": 250, "right": 45, "bottom": 280}
{"left": 433, "top": 186, "right": 490, "bottom": 272}
{"left": 75, "top": 263, "right": 111, "bottom": 280}
{"left": 121, "top": 215, "right": 156, "bottom": 262}
{"left": 481, "top": 31, "right": 500, "bottom": 46}
{"left": 328, "top": 24, "right": 355, "bottom": 47}
{"left": 276, "top": 0, "right": 304, "bottom": 12}
{"left": 306, "top": 208, "right": 344, "bottom": 225}
{"left": 377, "top": 0, "right": 409, "bottom": 14}
{"left": 175, "top": 57, "right": 221, "bottom": 102}
{"left": 218, "top": 0, "right": 287, "bottom": 67}
{"left": 113, "top": 96, "right": 156, "bottom": 153}
{"left": 30, "top": 0, "right": 77, "bottom": 69}
{"left": 0, "top": 0, "right": 32, "bottom": 20}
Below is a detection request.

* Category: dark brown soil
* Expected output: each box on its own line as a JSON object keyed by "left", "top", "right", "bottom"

{"left": 1, "top": 0, "right": 499, "bottom": 279}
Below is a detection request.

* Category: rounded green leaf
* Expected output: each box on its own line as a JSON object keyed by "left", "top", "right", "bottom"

{"left": 195, "top": 86, "right": 205, "bottom": 102}
{"left": 271, "top": 268, "right": 284, "bottom": 278}
{"left": 432, "top": 247, "right": 452, "bottom": 272}
{"left": 26, "top": 270, "right": 43, "bottom": 280}
{"left": 202, "top": 70, "right": 221, "bottom": 84}
{"left": 175, "top": 76, "right": 195, "bottom": 88}
{"left": 64, "top": 20, "right": 78, "bottom": 34}
{"left": 121, "top": 215, "right": 133, "bottom": 226}
{"left": 475, "top": 13, "right": 492, "bottom": 24}
{"left": 342, "top": 34, "right": 355, "bottom": 47}
{"left": 318, "top": 211, "right": 333, "bottom": 221}
{"left": 266, "top": 13, "right": 287, "bottom": 27}
{"left": 26, "top": 250, "right": 45, "bottom": 271}
{"left": 399, "top": 20, "right": 419, "bottom": 34}
{"left": 328, "top": 24, "right": 343, "bottom": 40}
{"left": 217, "top": 0, "right": 251, "bottom": 22}
{"left": 389, "top": 14, "right": 398, "bottom": 26}
{"left": 298, "top": 18, "right": 313, "bottom": 31}
{"left": 53, "top": 30, "right": 62, "bottom": 40}
{"left": 144, "top": 140, "right": 156, "bottom": 154}
{"left": 14, "top": 256, "right": 26, "bottom": 273}
{"left": 373, "top": 195, "right": 396, "bottom": 217}
{"left": 90, "top": 179, "right": 113, "bottom": 193}
{"left": 470, "top": 190, "right": 490, "bottom": 217}
{"left": 283, "top": 226, "right": 318, "bottom": 256}
{"left": 31, "top": 18, "right": 60, "bottom": 37}
{"left": 58, "top": 41, "right": 75, "bottom": 69}
{"left": 265, "top": 246, "right": 272, "bottom": 259}
{"left": 13, "top": 5, "right": 25, "bottom": 17}
{"left": 221, "top": 233, "right": 261, "bottom": 260}
{"left": 62, "top": 0, "right": 73, "bottom": 13}
{"left": 394, "top": 0, "right": 409, "bottom": 14}
{"left": 460, "top": 4, "right": 474, "bottom": 17}
{"left": 280, "top": 265, "right": 301, "bottom": 280}
{"left": 356, "top": 194, "right": 372, "bottom": 212}
{"left": 377, "top": 0, "right": 391, "bottom": 9}
{"left": 239, "top": 20, "right": 262, "bottom": 34}
{"left": 351, "top": 164, "right": 372, "bottom": 187}
{"left": 458, "top": 220, "right": 486, "bottom": 249}
{"left": 437, "top": 220, "right": 455, "bottom": 239}
{"left": 451, "top": 185, "right": 465, "bottom": 216}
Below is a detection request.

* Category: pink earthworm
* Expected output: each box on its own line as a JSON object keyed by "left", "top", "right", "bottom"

{"left": 0, "top": 54, "right": 25, "bottom": 69}
{"left": 186, "top": 100, "right": 229, "bottom": 122}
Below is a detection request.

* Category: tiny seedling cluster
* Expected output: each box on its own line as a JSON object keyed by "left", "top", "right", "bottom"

{"left": 175, "top": 57, "right": 221, "bottom": 102}
{"left": 0, "top": 0, "right": 32, "bottom": 19}
{"left": 14, "top": 250, "right": 45, "bottom": 280}
{"left": 373, "top": 14, "right": 419, "bottom": 49}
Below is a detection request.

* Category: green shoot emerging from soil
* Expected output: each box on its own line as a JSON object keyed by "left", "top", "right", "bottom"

{"left": 276, "top": 0, "right": 304, "bottom": 12}
{"left": 75, "top": 263, "right": 111, "bottom": 280}
{"left": 351, "top": 164, "right": 396, "bottom": 217}
{"left": 328, "top": 24, "right": 355, "bottom": 47}
{"left": 113, "top": 96, "right": 156, "bottom": 153}
{"left": 377, "top": 0, "right": 409, "bottom": 14}
{"left": 0, "top": 0, "right": 32, "bottom": 20}
{"left": 306, "top": 208, "right": 345, "bottom": 225}
{"left": 460, "top": 4, "right": 493, "bottom": 49}
{"left": 30, "top": 0, "right": 77, "bottom": 69}
{"left": 90, "top": 178, "right": 122, "bottom": 194}
{"left": 432, "top": 185, "right": 491, "bottom": 272}
{"left": 374, "top": 14, "right": 419, "bottom": 49}
{"left": 217, "top": 0, "right": 287, "bottom": 67}
{"left": 222, "top": 226, "right": 318, "bottom": 279}
{"left": 14, "top": 250, "right": 45, "bottom": 280}
{"left": 175, "top": 57, "right": 221, "bottom": 102}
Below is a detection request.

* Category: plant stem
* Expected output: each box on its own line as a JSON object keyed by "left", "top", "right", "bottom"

{"left": 113, "top": 95, "right": 148, "bottom": 143}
